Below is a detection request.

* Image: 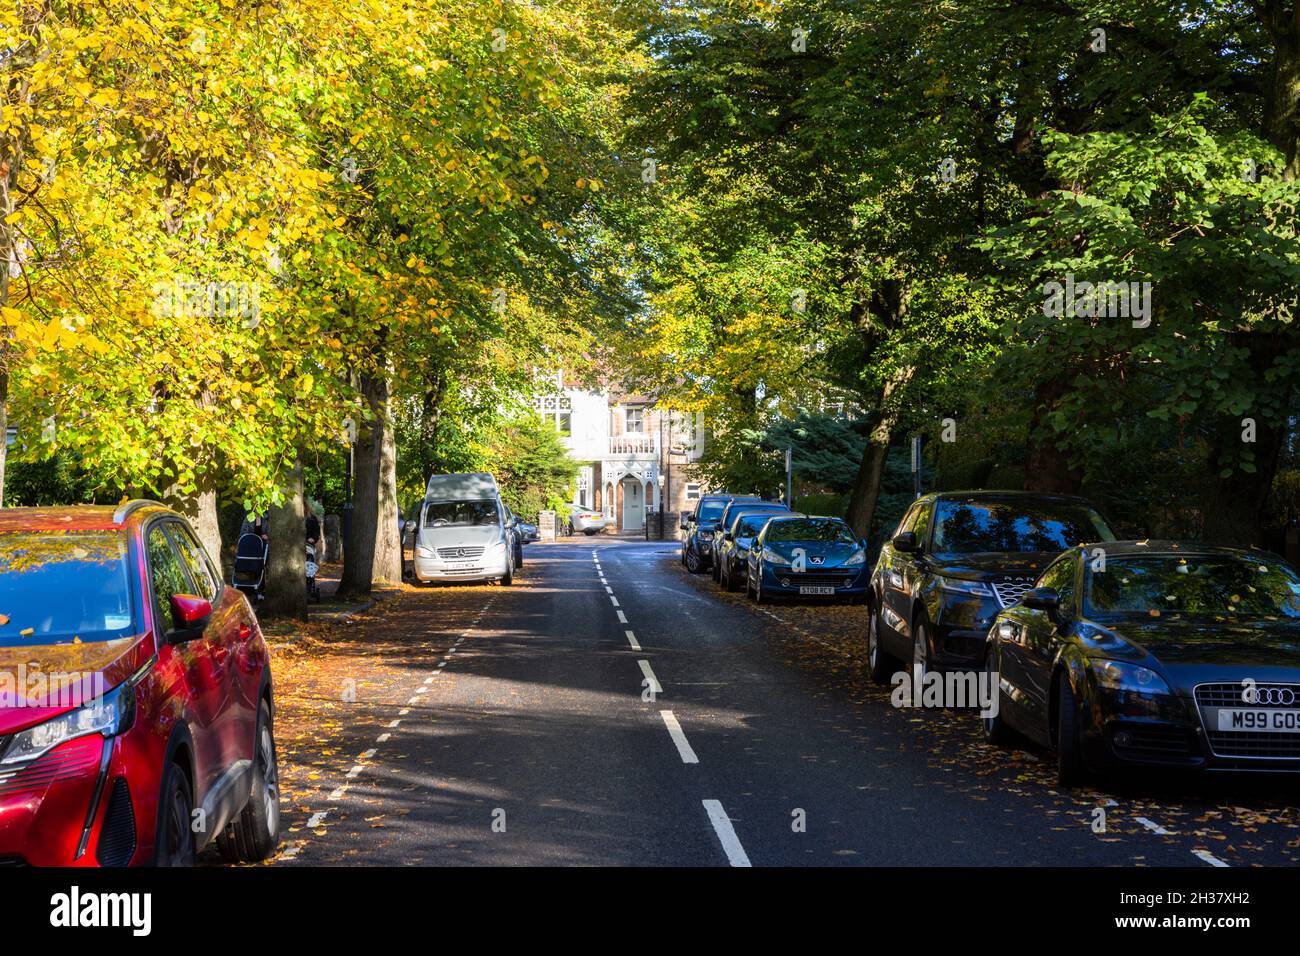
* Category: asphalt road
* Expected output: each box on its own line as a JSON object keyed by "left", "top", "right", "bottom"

{"left": 271, "top": 538, "right": 1300, "bottom": 867}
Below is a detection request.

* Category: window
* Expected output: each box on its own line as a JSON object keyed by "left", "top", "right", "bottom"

{"left": 685, "top": 482, "right": 701, "bottom": 501}
{"left": 0, "top": 530, "right": 133, "bottom": 646}
{"left": 626, "top": 406, "right": 643, "bottom": 433}
{"left": 424, "top": 500, "right": 500, "bottom": 528}
{"left": 1038, "top": 557, "right": 1076, "bottom": 612}
{"left": 147, "top": 525, "right": 190, "bottom": 634}
{"left": 1088, "top": 555, "right": 1300, "bottom": 618}
{"left": 895, "top": 502, "right": 921, "bottom": 536}
{"left": 169, "top": 523, "right": 219, "bottom": 601}
{"left": 931, "top": 498, "right": 1115, "bottom": 555}
{"left": 911, "top": 502, "right": 932, "bottom": 548}
{"left": 767, "top": 518, "right": 858, "bottom": 544}
{"left": 533, "top": 393, "right": 571, "bottom": 434}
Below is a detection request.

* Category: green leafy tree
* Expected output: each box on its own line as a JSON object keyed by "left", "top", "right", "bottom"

{"left": 486, "top": 416, "right": 578, "bottom": 522}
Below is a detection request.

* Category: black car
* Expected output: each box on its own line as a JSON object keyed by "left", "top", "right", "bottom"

{"left": 710, "top": 500, "right": 789, "bottom": 583}
{"left": 984, "top": 542, "right": 1300, "bottom": 785}
{"left": 867, "top": 490, "right": 1116, "bottom": 683}
{"left": 680, "top": 493, "right": 763, "bottom": 573}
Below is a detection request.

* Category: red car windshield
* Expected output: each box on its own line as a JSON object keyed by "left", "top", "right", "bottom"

{"left": 0, "top": 530, "right": 136, "bottom": 646}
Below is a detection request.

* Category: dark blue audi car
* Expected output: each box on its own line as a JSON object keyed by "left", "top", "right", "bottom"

{"left": 744, "top": 515, "right": 869, "bottom": 603}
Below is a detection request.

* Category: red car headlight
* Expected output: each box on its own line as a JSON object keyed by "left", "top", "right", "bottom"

{"left": 1, "top": 683, "right": 135, "bottom": 766}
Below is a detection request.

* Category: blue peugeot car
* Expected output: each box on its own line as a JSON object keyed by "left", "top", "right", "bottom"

{"left": 745, "top": 515, "right": 870, "bottom": 603}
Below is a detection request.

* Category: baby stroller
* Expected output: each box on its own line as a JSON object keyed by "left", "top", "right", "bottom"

{"left": 305, "top": 538, "right": 322, "bottom": 603}
{"left": 233, "top": 532, "right": 268, "bottom": 602}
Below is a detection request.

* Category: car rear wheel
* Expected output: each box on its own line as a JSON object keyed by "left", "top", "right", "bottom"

{"left": 155, "top": 762, "right": 195, "bottom": 867}
{"left": 217, "top": 701, "right": 281, "bottom": 862}
{"left": 1055, "top": 676, "right": 1087, "bottom": 787}
{"left": 867, "top": 605, "right": 897, "bottom": 685}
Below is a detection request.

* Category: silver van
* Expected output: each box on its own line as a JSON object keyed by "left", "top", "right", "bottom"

{"left": 412, "top": 473, "right": 515, "bottom": 585}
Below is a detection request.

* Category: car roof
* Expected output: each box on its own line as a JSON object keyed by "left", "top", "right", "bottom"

{"left": 723, "top": 500, "right": 783, "bottom": 511}
{"left": 730, "top": 507, "right": 788, "bottom": 522}
{"left": 926, "top": 489, "right": 1099, "bottom": 505}
{"left": 1072, "top": 540, "right": 1277, "bottom": 560}
{"left": 0, "top": 501, "right": 168, "bottom": 533}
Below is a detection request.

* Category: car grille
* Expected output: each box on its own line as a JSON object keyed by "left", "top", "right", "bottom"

{"left": 992, "top": 577, "right": 1035, "bottom": 609}
{"left": 437, "top": 546, "right": 485, "bottom": 560}
{"left": 777, "top": 572, "right": 858, "bottom": 588}
{"left": 1196, "top": 682, "right": 1300, "bottom": 759}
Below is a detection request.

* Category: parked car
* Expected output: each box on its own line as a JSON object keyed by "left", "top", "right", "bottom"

{"left": 681, "top": 493, "right": 763, "bottom": 573}
{"left": 504, "top": 506, "right": 524, "bottom": 570}
{"left": 745, "top": 515, "right": 870, "bottom": 603}
{"left": 717, "top": 509, "right": 793, "bottom": 591}
{"left": 710, "top": 499, "right": 790, "bottom": 583}
{"left": 984, "top": 542, "right": 1300, "bottom": 785}
{"left": 0, "top": 500, "right": 279, "bottom": 866}
{"left": 518, "top": 521, "right": 540, "bottom": 543}
{"left": 412, "top": 473, "right": 515, "bottom": 586}
{"left": 567, "top": 504, "right": 608, "bottom": 536}
{"left": 867, "top": 491, "right": 1116, "bottom": 684}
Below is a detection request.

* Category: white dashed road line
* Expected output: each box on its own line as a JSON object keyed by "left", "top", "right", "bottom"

{"left": 638, "top": 659, "right": 662, "bottom": 695}
{"left": 1135, "top": 816, "right": 1172, "bottom": 836}
{"left": 660, "top": 710, "right": 699, "bottom": 764}
{"left": 625, "top": 629, "right": 641, "bottom": 651}
{"left": 702, "top": 799, "right": 752, "bottom": 867}
{"left": 1193, "top": 849, "right": 1230, "bottom": 867}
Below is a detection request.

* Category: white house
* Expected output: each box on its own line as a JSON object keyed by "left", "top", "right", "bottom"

{"left": 534, "top": 373, "right": 706, "bottom": 532}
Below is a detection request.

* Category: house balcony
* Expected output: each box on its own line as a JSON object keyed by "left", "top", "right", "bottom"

{"left": 608, "top": 433, "right": 658, "bottom": 458}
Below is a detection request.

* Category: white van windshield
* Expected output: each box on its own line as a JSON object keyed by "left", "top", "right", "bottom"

{"left": 424, "top": 500, "right": 499, "bottom": 528}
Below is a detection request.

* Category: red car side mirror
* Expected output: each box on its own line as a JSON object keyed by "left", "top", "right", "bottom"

{"left": 169, "top": 594, "right": 212, "bottom": 640}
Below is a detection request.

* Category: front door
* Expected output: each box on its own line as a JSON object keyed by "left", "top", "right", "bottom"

{"left": 622, "top": 479, "right": 644, "bottom": 531}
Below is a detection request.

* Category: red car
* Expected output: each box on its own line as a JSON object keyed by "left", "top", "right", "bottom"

{"left": 0, "top": 500, "right": 279, "bottom": 866}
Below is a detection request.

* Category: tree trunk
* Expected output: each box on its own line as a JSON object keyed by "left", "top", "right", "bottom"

{"left": 1202, "top": 332, "right": 1292, "bottom": 547}
{"left": 166, "top": 488, "right": 223, "bottom": 565}
{"left": 1203, "top": 6, "right": 1300, "bottom": 544}
{"left": 845, "top": 280, "right": 913, "bottom": 538}
{"left": 261, "top": 459, "right": 307, "bottom": 620}
{"left": 1263, "top": 5, "right": 1300, "bottom": 178}
{"left": 845, "top": 415, "right": 893, "bottom": 539}
{"left": 0, "top": 368, "right": 8, "bottom": 508}
{"left": 0, "top": 107, "right": 24, "bottom": 508}
{"left": 1023, "top": 377, "right": 1083, "bottom": 494}
{"left": 846, "top": 366, "right": 913, "bottom": 538}
{"left": 339, "top": 373, "right": 401, "bottom": 598}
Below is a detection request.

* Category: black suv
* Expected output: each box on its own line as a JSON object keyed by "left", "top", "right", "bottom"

{"left": 680, "top": 493, "right": 763, "bottom": 573}
{"left": 866, "top": 490, "right": 1117, "bottom": 683}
